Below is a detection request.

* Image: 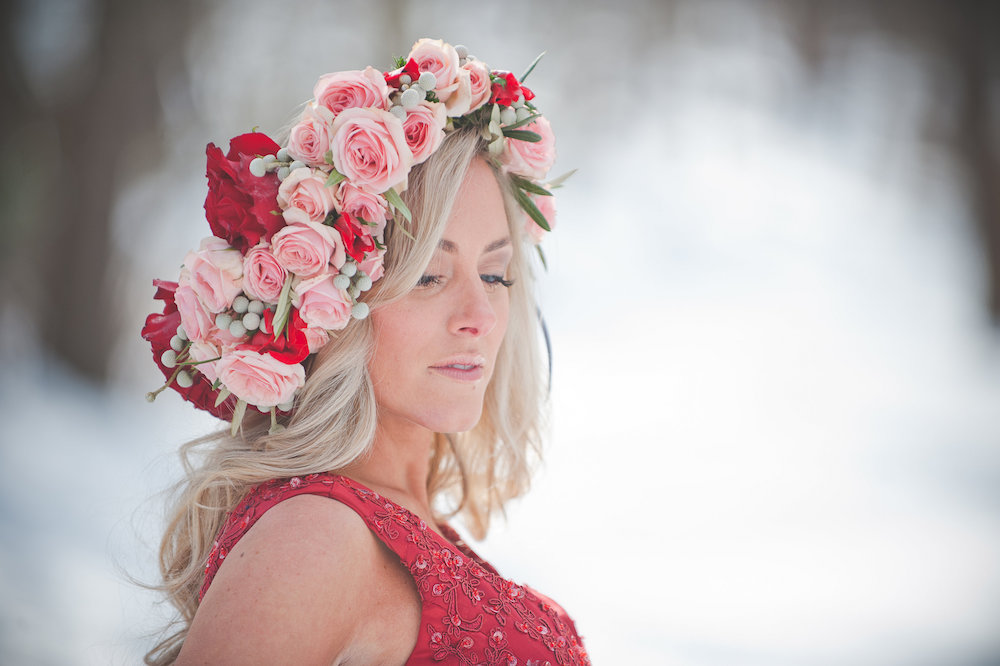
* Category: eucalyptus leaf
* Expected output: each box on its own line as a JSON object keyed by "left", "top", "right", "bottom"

{"left": 230, "top": 399, "right": 247, "bottom": 437}
{"left": 511, "top": 175, "right": 552, "bottom": 197}
{"left": 384, "top": 187, "right": 412, "bottom": 223}
{"left": 519, "top": 51, "right": 546, "bottom": 83}
{"left": 394, "top": 222, "right": 415, "bottom": 242}
{"left": 272, "top": 275, "right": 293, "bottom": 341}
{"left": 513, "top": 186, "right": 551, "bottom": 232}
{"left": 535, "top": 244, "right": 548, "bottom": 270}
{"left": 325, "top": 169, "right": 346, "bottom": 188}
{"left": 546, "top": 168, "right": 578, "bottom": 189}
{"left": 214, "top": 388, "right": 231, "bottom": 407}
{"left": 502, "top": 113, "right": 540, "bottom": 131}
{"left": 502, "top": 129, "right": 542, "bottom": 143}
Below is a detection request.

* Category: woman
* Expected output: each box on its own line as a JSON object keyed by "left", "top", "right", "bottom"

{"left": 142, "top": 39, "right": 588, "bottom": 664}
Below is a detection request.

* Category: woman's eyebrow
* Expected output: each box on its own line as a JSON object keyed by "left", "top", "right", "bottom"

{"left": 437, "top": 237, "right": 512, "bottom": 254}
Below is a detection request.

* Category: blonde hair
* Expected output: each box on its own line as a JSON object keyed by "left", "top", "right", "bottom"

{"left": 144, "top": 127, "right": 546, "bottom": 664}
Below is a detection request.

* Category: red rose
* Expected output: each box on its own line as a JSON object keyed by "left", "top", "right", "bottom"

{"left": 244, "top": 308, "right": 311, "bottom": 365}
{"left": 141, "top": 279, "right": 238, "bottom": 420}
{"left": 384, "top": 57, "right": 420, "bottom": 88}
{"left": 333, "top": 213, "right": 376, "bottom": 263}
{"left": 204, "top": 132, "right": 283, "bottom": 254}
{"left": 490, "top": 71, "right": 533, "bottom": 106}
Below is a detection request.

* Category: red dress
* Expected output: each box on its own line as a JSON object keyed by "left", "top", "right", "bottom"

{"left": 200, "top": 473, "right": 591, "bottom": 665}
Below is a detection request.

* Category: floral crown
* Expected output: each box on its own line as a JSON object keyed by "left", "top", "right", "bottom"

{"left": 142, "top": 39, "right": 565, "bottom": 435}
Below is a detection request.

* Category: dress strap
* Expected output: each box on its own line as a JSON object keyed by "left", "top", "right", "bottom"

{"left": 200, "top": 473, "right": 433, "bottom": 601}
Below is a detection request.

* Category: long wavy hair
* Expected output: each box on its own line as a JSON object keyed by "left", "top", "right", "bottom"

{"left": 144, "top": 127, "right": 547, "bottom": 664}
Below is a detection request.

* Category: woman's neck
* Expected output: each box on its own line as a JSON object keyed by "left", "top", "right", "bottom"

{"left": 346, "top": 417, "right": 436, "bottom": 516}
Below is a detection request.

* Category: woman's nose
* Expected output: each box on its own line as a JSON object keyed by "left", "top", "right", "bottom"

{"left": 448, "top": 273, "right": 497, "bottom": 338}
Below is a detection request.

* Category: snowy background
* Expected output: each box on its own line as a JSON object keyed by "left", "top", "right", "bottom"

{"left": 2, "top": 1, "right": 1000, "bottom": 664}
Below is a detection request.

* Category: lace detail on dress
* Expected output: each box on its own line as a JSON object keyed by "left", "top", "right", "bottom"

{"left": 201, "top": 473, "right": 590, "bottom": 666}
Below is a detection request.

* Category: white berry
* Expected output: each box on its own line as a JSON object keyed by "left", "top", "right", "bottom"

{"left": 242, "top": 312, "right": 261, "bottom": 330}
{"left": 418, "top": 71, "right": 437, "bottom": 90}
{"left": 176, "top": 370, "right": 193, "bottom": 388}
{"left": 229, "top": 320, "right": 247, "bottom": 337}
{"left": 161, "top": 350, "right": 177, "bottom": 368}
{"left": 333, "top": 274, "right": 351, "bottom": 290}
{"left": 248, "top": 300, "right": 265, "bottom": 314}
{"left": 169, "top": 335, "right": 184, "bottom": 352}
{"left": 215, "top": 313, "right": 232, "bottom": 330}
{"left": 340, "top": 262, "right": 357, "bottom": 277}
{"left": 249, "top": 158, "right": 266, "bottom": 177}
{"left": 352, "top": 302, "right": 370, "bottom": 319}
{"left": 400, "top": 88, "right": 421, "bottom": 109}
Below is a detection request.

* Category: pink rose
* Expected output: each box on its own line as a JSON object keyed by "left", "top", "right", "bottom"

{"left": 313, "top": 66, "right": 389, "bottom": 115}
{"left": 188, "top": 340, "right": 222, "bottom": 383}
{"left": 242, "top": 245, "right": 287, "bottom": 303}
{"left": 277, "top": 167, "right": 337, "bottom": 225}
{"left": 174, "top": 284, "right": 214, "bottom": 342}
{"left": 336, "top": 182, "right": 390, "bottom": 237}
{"left": 216, "top": 349, "right": 305, "bottom": 409}
{"left": 292, "top": 274, "right": 353, "bottom": 331}
{"left": 287, "top": 105, "right": 333, "bottom": 167}
{"left": 330, "top": 107, "right": 413, "bottom": 195}
{"left": 180, "top": 237, "right": 243, "bottom": 313}
{"left": 463, "top": 60, "right": 492, "bottom": 112}
{"left": 271, "top": 221, "right": 344, "bottom": 277}
{"left": 357, "top": 246, "right": 385, "bottom": 282}
{"left": 443, "top": 68, "right": 472, "bottom": 117}
{"left": 302, "top": 325, "right": 330, "bottom": 353}
{"left": 408, "top": 38, "right": 461, "bottom": 103}
{"left": 402, "top": 101, "right": 447, "bottom": 165}
{"left": 525, "top": 193, "right": 556, "bottom": 244}
{"left": 500, "top": 116, "right": 556, "bottom": 181}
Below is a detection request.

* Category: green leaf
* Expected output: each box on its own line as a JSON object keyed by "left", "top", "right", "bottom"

{"left": 325, "top": 169, "right": 346, "bottom": 188}
{"left": 393, "top": 222, "right": 415, "bottom": 242}
{"left": 272, "top": 275, "right": 293, "bottom": 341}
{"left": 384, "top": 187, "right": 411, "bottom": 223}
{"left": 502, "top": 129, "right": 541, "bottom": 143}
{"left": 324, "top": 149, "right": 333, "bottom": 165}
{"left": 393, "top": 55, "right": 406, "bottom": 69}
{"left": 513, "top": 186, "right": 551, "bottom": 232}
{"left": 535, "top": 244, "right": 548, "bottom": 270}
{"left": 230, "top": 399, "right": 247, "bottom": 437}
{"left": 214, "top": 387, "right": 231, "bottom": 407}
{"left": 510, "top": 174, "right": 552, "bottom": 197}
{"left": 519, "top": 51, "right": 546, "bottom": 83}
{"left": 269, "top": 408, "right": 285, "bottom": 435}
{"left": 546, "top": 168, "right": 577, "bottom": 189}
{"left": 502, "top": 113, "right": 540, "bottom": 131}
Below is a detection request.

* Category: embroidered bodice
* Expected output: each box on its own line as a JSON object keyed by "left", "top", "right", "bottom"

{"left": 200, "top": 473, "right": 591, "bottom": 665}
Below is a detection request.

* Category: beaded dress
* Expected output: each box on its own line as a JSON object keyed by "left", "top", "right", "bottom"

{"left": 200, "top": 473, "right": 591, "bottom": 665}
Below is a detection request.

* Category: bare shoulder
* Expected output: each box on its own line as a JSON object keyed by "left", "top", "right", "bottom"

{"left": 177, "top": 494, "right": 419, "bottom": 665}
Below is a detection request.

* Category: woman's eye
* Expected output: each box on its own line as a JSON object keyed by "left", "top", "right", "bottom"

{"left": 417, "top": 274, "right": 442, "bottom": 287}
{"left": 481, "top": 274, "right": 514, "bottom": 289}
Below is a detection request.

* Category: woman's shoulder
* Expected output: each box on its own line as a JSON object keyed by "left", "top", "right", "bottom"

{"left": 178, "top": 493, "right": 420, "bottom": 664}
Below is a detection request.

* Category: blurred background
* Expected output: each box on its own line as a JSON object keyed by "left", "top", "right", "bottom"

{"left": 2, "top": 0, "right": 999, "bottom": 663}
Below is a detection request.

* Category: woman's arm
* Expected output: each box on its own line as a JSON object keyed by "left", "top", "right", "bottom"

{"left": 175, "top": 494, "right": 416, "bottom": 665}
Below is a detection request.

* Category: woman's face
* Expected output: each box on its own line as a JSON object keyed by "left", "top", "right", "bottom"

{"left": 369, "top": 159, "right": 513, "bottom": 436}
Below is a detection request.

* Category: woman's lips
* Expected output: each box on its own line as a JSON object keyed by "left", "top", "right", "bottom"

{"left": 430, "top": 356, "right": 486, "bottom": 382}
